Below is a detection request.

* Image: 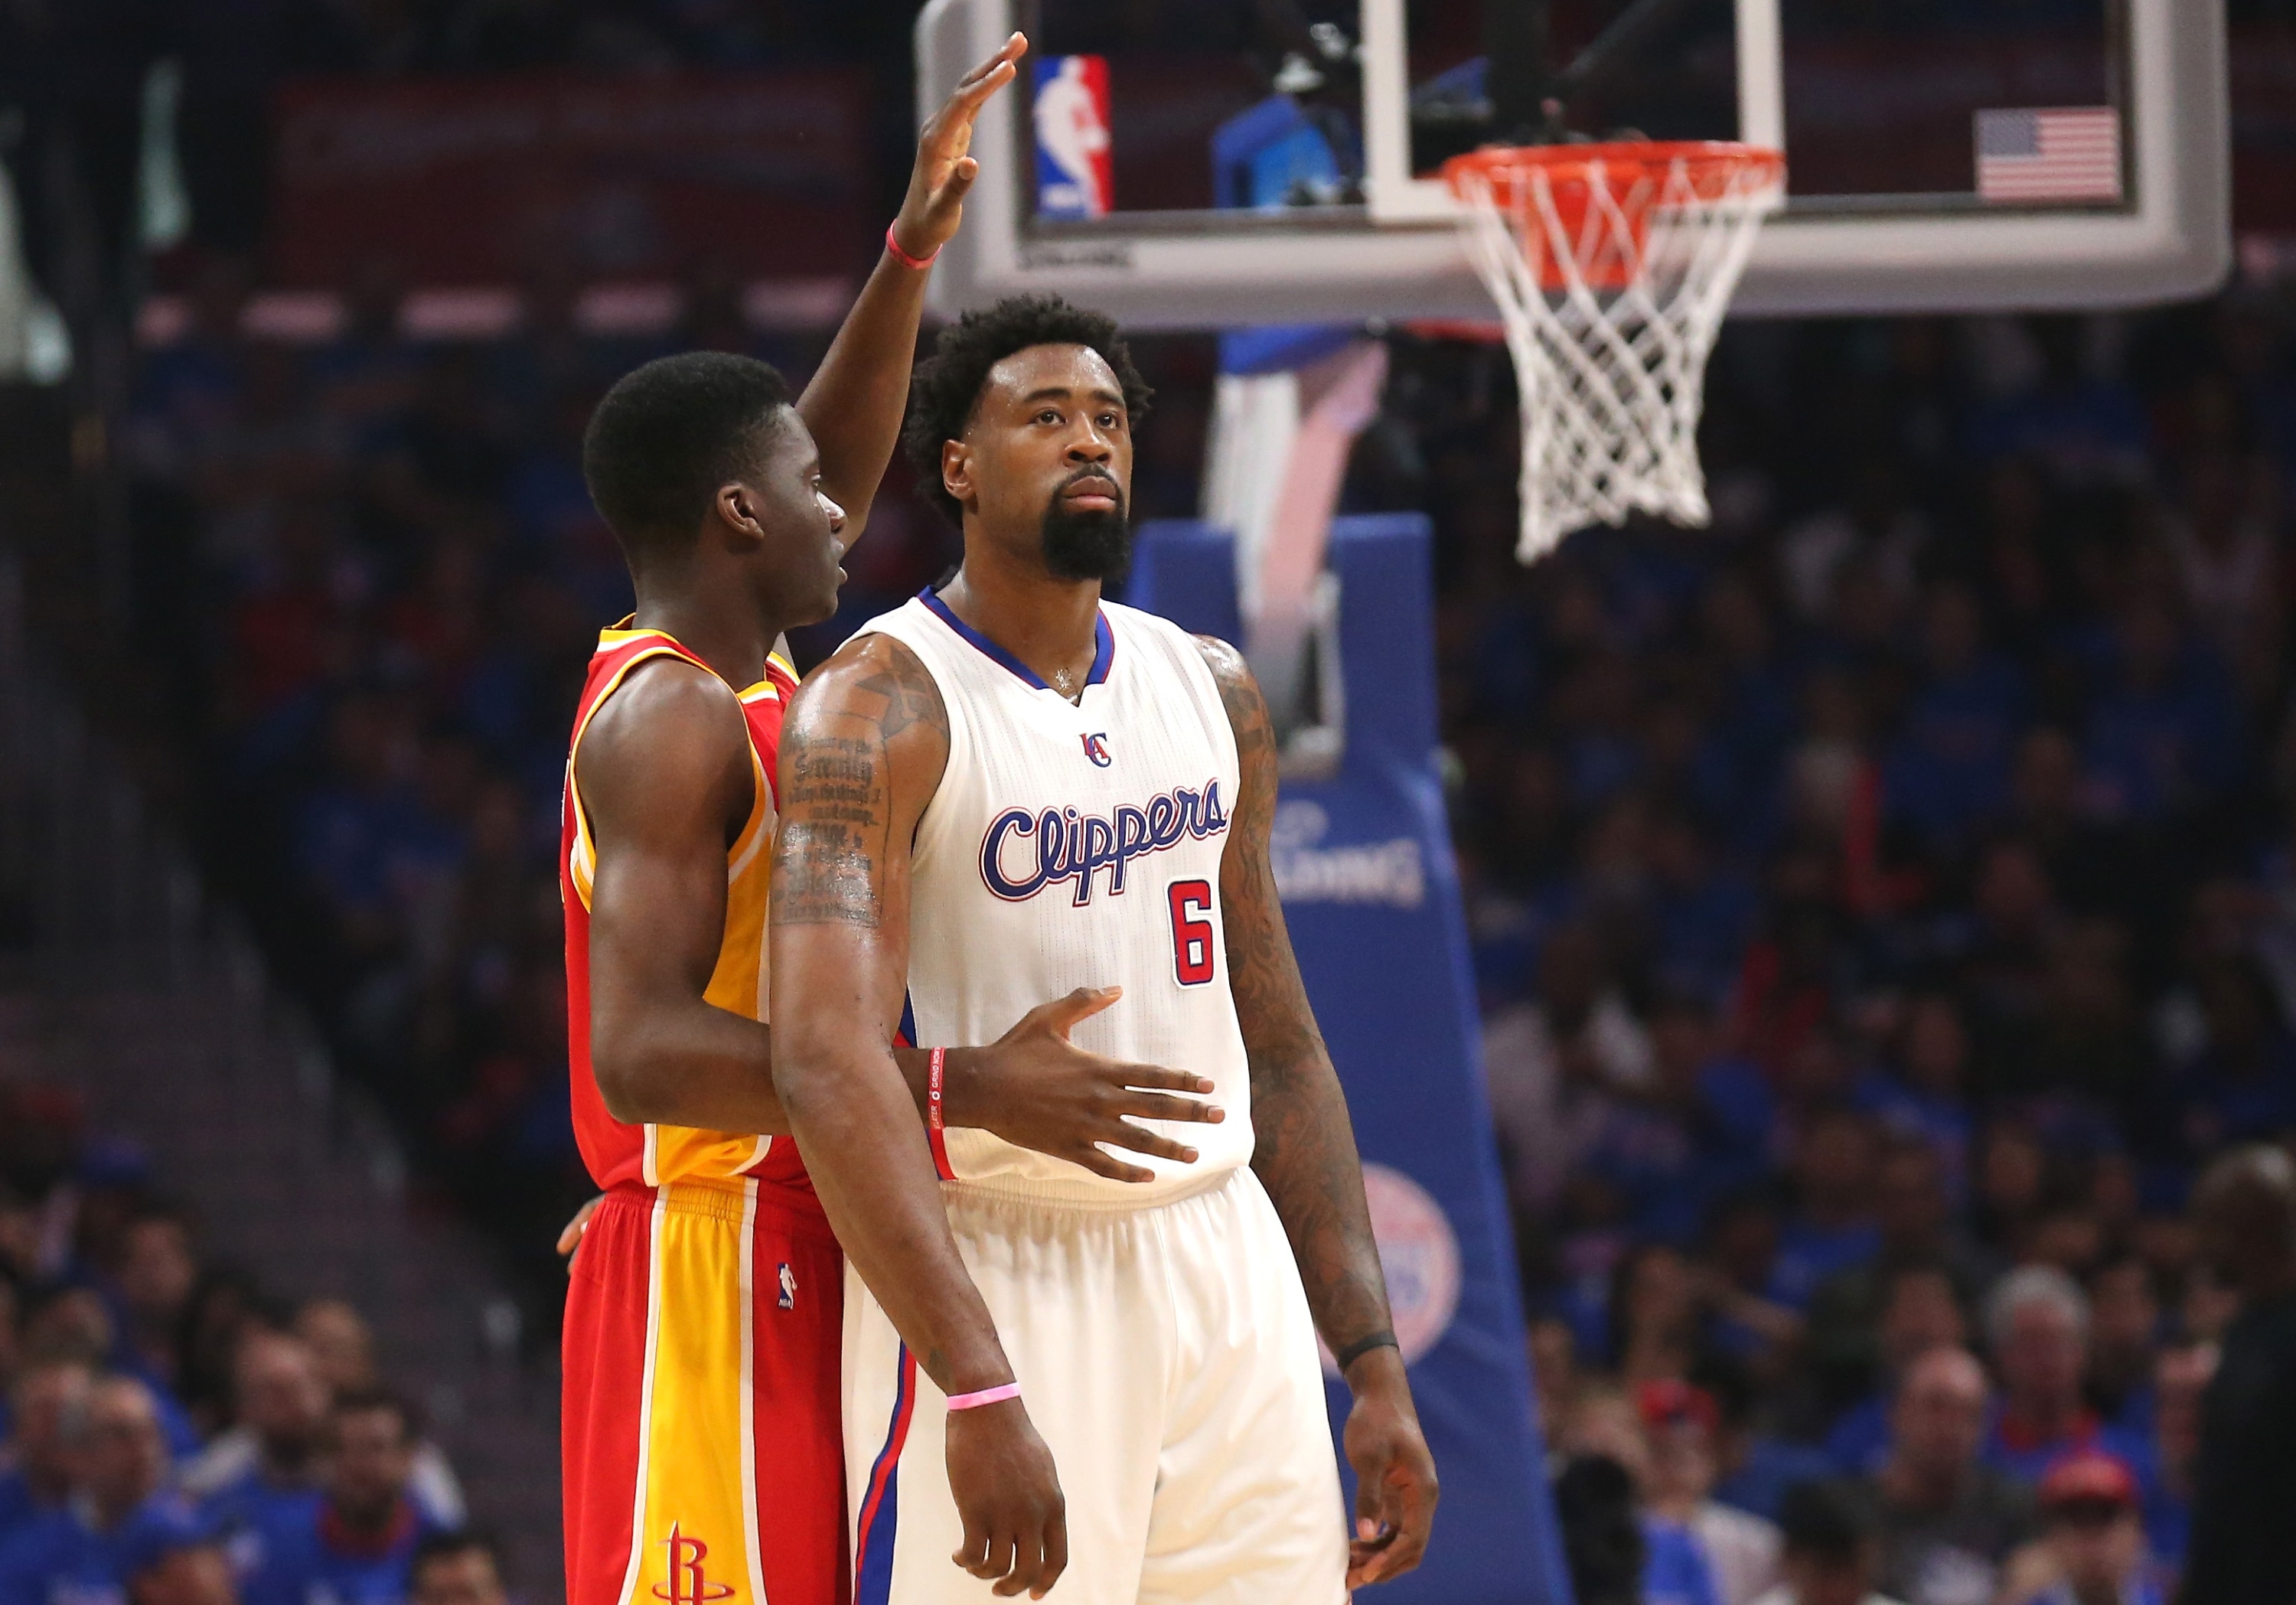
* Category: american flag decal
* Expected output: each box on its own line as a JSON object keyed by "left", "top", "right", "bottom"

{"left": 1975, "top": 108, "right": 2122, "bottom": 204}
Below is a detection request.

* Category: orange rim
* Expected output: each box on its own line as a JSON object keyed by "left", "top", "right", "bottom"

{"left": 1441, "top": 141, "right": 1783, "bottom": 292}
{"left": 1440, "top": 139, "right": 1785, "bottom": 204}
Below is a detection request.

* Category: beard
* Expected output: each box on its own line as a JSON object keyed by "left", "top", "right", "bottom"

{"left": 1040, "top": 484, "right": 1133, "bottom": 584}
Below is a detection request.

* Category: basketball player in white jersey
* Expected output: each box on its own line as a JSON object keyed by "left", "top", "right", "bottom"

{"left": 768, "top": 295, "right": 1438, "bottom": 1603}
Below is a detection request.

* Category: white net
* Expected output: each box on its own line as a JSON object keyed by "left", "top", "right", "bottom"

{"left": 1449, "top": 144, "right": 1784, "bottom": 562}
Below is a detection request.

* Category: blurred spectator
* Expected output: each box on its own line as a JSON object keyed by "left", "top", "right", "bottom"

{"left": 1611, "top": 1244, "right": 1701, "bottom": 1387}
{"left": 0, "top": 1377, "right": 204, "bottom": 1605}
{"left": 1688, "top": 1353, "right": 1832, "bottom": 1527}
{"left": 1639, "top": 1381, "right": 1784, "bottom": 1605}
{"left": 1858, "top": 1347, "right": 2034, "bottom": 1605}
{"left": 1554, "top": 1453, "right": 1646, "bottom": 1605}
{"left": 2084, "top": 1260, "right": 2162, "bottom": 1432}
{"left": 127, "top": 1537, "right": 238, "bottom": 1605}
{"left": 1804, "top": 1136, "right": 1988, "bottom": 1427}
{"left": 286, "top": 1307, "right": 459, "bottom": 1530}
{"left": 1981, "top": 1268, "right": 2146, "bottom": 1483}
{"left": 183, "top": 1332, "right": 328, "bottom": 1504}
{"left": 1870, "top": 997, "right": 1976, "bottom": 1202}
{"left": 2177, "top": 1146, "right": 2296, "bottom": 1605}
{"left": 1816, "top": 1263, "right": 1970, "bottom": 1474}
{"left": 2002, "top": 1452, "right": 2161, "bottom": 1605}
{"left": 1483, "top": 925, "right": 1652, "bottom": 1214}
{"left": 0, "top": 1363, "right": 95, "bottom": 1541}
{"left": 406, "top": 1534, "right": 502, "bottom": 1605}
{"left": 1770, "top": 1109, "right": 1883, "bottom": 1310}
{"left": 2142, "top": 1345, "right": 2212, "bottom": 1576}
{"left": 239, "top": 1391, "right": 439, "bottom": 1605}
{"left": 107, "top": 1210, "right": 199, "bottom": 1408}
{"left": 1751, "top": 1479, "right": 1903, "bottom": 1605}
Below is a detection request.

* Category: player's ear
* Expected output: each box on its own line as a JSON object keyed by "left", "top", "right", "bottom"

{"left": 940, "top": 438, "right": 975, "bottom": 512}
{"left": 716, "top": 481, "right": 768, "bottom": 546}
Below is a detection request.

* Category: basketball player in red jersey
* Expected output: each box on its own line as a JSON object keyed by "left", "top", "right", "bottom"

{"left": 558, "top": 38, "right": 1222, "bottom": 1605}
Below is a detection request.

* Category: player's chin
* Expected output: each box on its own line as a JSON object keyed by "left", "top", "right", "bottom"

{"left": 798, "top": 564, "right": 846, "bottom": 625}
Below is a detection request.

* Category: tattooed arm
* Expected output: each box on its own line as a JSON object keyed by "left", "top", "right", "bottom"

{"left": 770, "top": 633, "right": 1068, "bottom": 1599}
{"left": 1198, "top": 635, "right": 1439, "bottom": 1589}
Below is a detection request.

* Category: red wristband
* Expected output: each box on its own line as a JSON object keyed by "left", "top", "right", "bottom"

{"left": 925, "top": 1046, "right": 955, "bottom": 1180}
{"left": 885, "top": 222, "right": 941, "bottom": 271}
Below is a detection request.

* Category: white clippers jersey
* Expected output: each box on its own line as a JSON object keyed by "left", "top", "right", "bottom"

{"left": 851, "top": 592, "right": 1255, "bottom": 1206}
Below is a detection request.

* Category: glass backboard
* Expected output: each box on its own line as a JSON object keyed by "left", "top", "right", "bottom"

{"left": 917, "top": 0, "right": 2225, "bottom": 327}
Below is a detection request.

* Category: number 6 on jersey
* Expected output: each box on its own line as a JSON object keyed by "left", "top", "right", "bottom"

{"left": 1169, "top": 879, "right": 1215, "bottom": 986}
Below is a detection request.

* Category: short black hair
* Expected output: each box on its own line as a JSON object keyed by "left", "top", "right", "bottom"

{"left": 331, "top": 1385, "right": 416, "bottom": 1440}
{"left": 411, "top": 1528, "right": 500, "bottom": 1587}
{"left": 1776, "top": 1479, "right": 1874, "bottom": 1567}
{"left": 582, "top": 352, "right": 794, "bottom": 559}
{"left": 902, "top": 295, "right": 1153, "bottom": 525}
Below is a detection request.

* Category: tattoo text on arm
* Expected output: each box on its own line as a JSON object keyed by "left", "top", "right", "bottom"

{"left": 769, "top": 640, "right": 950, "bottom": 934}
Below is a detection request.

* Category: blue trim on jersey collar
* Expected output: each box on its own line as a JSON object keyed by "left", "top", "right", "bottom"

{"left": 918, "top": 589, "right": 1114, "bottom": 692}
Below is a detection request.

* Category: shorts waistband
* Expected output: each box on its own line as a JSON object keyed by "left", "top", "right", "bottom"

{"left": 605, "top": 1179, "right": 837, "bottom": 1243}
{"left": 943, "top": 1163, "right": 1242, "bottom": 1216}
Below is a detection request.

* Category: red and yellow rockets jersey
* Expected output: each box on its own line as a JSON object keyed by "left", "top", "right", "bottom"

{"left": 559, "top": 622, "right": 814, "bottom": 1199}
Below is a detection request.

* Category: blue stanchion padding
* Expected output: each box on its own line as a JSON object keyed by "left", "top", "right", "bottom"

{"left": 1130, "top": 517, "right": 1573, "bottom": 1605}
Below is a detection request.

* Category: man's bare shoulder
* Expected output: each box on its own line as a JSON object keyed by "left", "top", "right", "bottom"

{"left": 1190, "top": 633, "right": 1251, "bottom": 692}
{"left": 1190, "top": 634, "right": 1273, "bottom": 759}
{"left": 579, "top": 655, "right": 749, "bottom": 795}
{"left": 788, "top": 631, "right": 948, "bottom": 745}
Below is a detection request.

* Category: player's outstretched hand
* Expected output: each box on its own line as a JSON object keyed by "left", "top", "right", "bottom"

{"left": 892, "top": 31, "right": 1028, "bottom": 265}
{"left": 945, "top": 1397, "right": 1068, "bottom": 1599}
{"left": 951, "top": 986, "right": 1225, "bottom": 1183}
{"left": 1340, "top": 1347, "right": 1439, "bottom": 1589}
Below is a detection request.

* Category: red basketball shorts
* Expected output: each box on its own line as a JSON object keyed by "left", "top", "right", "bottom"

{"left": 564, "top": 1179, "right": 847, "bottom": 1605}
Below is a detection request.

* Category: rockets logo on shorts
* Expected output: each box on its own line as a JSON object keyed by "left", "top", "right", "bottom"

{"left": 652, "top": 1527, "right": 735, "bottom": 1605}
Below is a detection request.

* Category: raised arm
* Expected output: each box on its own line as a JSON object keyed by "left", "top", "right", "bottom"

{"left": 796, "top": 34, "right": 1025, "bottom": 535}
{"left": 769, "top": 633, "right": 1068, "bottom": 1600}
{"left": 1198, "top": 636, "right": 1440, "bottom": 1589}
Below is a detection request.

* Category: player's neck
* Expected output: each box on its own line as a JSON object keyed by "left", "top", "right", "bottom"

{"left": 630, "top": 570, "right": 775, "bottom": 691}
{"left": 938, "top": 556, "right": 1103, "bottom": 694}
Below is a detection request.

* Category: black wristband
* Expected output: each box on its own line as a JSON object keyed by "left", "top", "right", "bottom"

{"left": 1333, "top": 1329, "right": 1400, "bottom": 1375}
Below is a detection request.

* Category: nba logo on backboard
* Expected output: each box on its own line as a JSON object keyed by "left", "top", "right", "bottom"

{"left": 1034, "top": 56, "right": 1111, "bottom": 219}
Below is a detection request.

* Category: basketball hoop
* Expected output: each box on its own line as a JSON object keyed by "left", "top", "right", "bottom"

{"left": 1441, "top": 141, "right": 1784, "bottom": 562}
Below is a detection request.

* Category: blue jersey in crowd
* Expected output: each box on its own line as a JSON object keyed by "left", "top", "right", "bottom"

{"left": 1641, "top": 1516, "right": 1724, "bottom": 1605}
{"left": 204, "top": 1473, "right": 325, "bottom": 1599}
{"left": 0, "top": 1494, "right": 207, "bottom": 1605}
{"left": 240, "top": 1501, "right": 435, "bottom": 1605}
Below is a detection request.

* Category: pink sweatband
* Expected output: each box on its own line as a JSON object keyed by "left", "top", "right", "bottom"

{"left": 944, "top": 1382, "right": 1022, "bottom": 1412}
{"left": 885, "top": 223, "right": 941, "bottom": 270}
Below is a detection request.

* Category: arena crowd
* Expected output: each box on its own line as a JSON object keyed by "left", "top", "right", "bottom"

{"left": 2, "top": 7, "right": 2293, "bottom": 1605}
{"left": 0, "top": 1085, "right": 514, "bottom": 1605}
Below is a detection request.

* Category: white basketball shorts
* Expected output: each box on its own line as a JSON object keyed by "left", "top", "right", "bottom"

{"left": 843, "top": 1165, "right": 1349, "bottom": 1605}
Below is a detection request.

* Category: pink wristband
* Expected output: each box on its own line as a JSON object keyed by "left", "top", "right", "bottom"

{"left": 885, "top": 222, "right": 941, "bottom": 270}
{"left": 928, "top": 1046, "right": 947, "bottom": 1132}
{"left": 944, "top": 1382, "right": 1022, "bottom": 1412}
